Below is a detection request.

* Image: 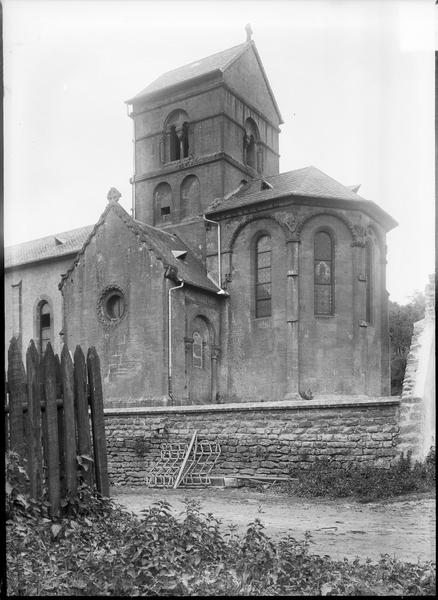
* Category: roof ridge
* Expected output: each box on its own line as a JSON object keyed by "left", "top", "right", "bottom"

{"left": 305, "top": 165, "right": 367, "bottom": 200}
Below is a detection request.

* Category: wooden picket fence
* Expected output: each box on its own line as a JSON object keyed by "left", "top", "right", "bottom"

{"left": 5, "top": 337, "right": 109, "bottom": 516}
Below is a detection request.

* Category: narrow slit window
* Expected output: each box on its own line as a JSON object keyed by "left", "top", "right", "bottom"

{"left": 314, "top": 231, "right": 334, "bottom": 315}
{"left": 39, "top": 301, "right": 52, "bottom": 354}
{"left": 255, "top": 235, "right": 272, "bottom": 318}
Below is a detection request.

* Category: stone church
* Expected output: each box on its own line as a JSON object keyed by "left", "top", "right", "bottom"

{"left": 6, "top": 32, "right": 397, "bottom": 410}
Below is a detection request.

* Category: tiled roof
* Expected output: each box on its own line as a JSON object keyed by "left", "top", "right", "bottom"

{"left": 207, "top": 166, "right": 367, "bottom": 214}
{"left": 127, "top": 42, "right": 247, "bottom": 102}
{"left": 5, "top": 225, "right": 94, "bottom": 269}
{"left": 59, "top": 202, "right": 221, "bottom": 294}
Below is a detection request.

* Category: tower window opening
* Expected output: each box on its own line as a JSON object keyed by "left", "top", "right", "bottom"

{"left": 170, "top": 126, "right": 180, "bottom": 161}
{"left": 161, "top": 205, "right": 171, "bottom": 217}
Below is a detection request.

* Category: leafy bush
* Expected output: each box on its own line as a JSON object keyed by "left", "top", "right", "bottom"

{"left": 5, "top": 461, "right": 435, "bottom": 595}
{"left": 287, "top": 448, "right": 435, "bottom": 501}
{"left": 6, "top": 449, "right": 436, "bottom": 595}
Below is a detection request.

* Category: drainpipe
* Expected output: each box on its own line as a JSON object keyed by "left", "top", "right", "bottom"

{"left": 168, "top": 279, "right": 184, "bottom": 404}
{"left": 127, "top": 103, "right": 136, "bottom": 219}
{"left": 203, "top": 215, "right": 224, "bottom": 292}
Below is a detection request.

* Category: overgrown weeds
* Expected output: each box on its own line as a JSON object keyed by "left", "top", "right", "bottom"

{"left": 6, "top": 450, "right": 436, "bottom": 596}
{"left": 287, "top": 448, "right": 435, "bottom": 501}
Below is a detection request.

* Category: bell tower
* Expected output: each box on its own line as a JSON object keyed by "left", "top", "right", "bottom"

{"left": 126, "top": 29, "right": 283, "bottom": 258}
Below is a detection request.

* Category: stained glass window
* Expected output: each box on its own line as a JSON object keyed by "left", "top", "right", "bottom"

{"left": 192, "top": 331, "right": 203, "bottom": 368}
{"left": 255, "top": 235, "right": 272, "bottom": 318}
{"left": 314, "top": 231, "right": 334, "bottom": 315}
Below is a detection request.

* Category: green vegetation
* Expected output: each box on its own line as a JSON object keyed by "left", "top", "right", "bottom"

{"left": 287, "top": 449, "right": 435, "bottom": 501}
{"left": 6, "top": 451, "right": 436, "bottom": 596}
{"left": 389, "top": 291, "right": 425, "bottom": 395}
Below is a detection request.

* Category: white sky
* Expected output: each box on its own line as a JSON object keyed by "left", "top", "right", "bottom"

{"left": 3, "top": 0, "right": 436, "bottom": 304}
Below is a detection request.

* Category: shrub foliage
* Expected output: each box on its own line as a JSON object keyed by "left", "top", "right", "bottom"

{"left": 6, "top": 450, "right": 436, "bottom": 596}
{"left": 287, "top": 449, "right": 435, "bottom": 501}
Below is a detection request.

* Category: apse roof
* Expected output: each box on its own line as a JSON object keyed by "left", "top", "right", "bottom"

{"left": 206, "top": 166, "right": 398, "bottom": 231}
{"left": 5, "top": 225, "right": 94, "bottom": 269}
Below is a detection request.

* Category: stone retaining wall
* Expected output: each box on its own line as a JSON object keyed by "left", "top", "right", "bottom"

{"left": 104, "top": 397, "right": 400, "bottom": 486}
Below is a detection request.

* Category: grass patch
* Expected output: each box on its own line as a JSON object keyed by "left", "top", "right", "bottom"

{"left": 286, "top": 448, "right": 435, "bottom": 501}
{"left": 6, "top": 451, "right": 436, "bottom": 596}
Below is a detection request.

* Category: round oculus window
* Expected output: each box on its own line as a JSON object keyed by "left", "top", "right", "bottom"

{"left": 97, "top": 285, "right": 127, "bottom": 327}
{"left": 105, "top": 292, "right": 125, "bottom": 320}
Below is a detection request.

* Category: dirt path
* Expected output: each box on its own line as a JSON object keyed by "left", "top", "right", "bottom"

{"left": 111, "top": 486, "right": 435, "bottom": 564}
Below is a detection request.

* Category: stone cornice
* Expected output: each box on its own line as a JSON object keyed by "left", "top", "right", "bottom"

{"left": 104, "top": 396, "right": 399, "bottom": 416}
{"left": 133, "top": 151, "right": 255, "bottom": 183}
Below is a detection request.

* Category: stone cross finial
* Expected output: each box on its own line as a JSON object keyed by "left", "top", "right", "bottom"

{"left": 245, "top": 23, "right": 253, "bottom": 42}
{"left": 107, "top": 187, "right": 121, "bottom": 203}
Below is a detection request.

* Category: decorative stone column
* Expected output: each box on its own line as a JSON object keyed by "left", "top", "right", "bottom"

{"left": 211, "top": 346, "right": 221, "bottom": 403}
{"left": 284, "top": 239, "right": 300, "bottom": 399}
{"left": 183, "top": 336, "right": 193, "bottom": 405}
{"left": 352, "top": 236, "right": 368, "bottom": 393}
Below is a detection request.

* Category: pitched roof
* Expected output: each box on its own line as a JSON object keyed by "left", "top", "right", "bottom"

{"left": 127, "top": 42, "right": 247, "bottom": 102}
{"left": 206, "top": 166, "right": 397, "bottom": 231}
{"left": 207, "top": 166, "right": 367, "bottom": 212}
{"left": 5, "top": 225, "right": 94, "bottom": 269}
{"left": 59, "top": 201, "right": 221, "bottom": 294}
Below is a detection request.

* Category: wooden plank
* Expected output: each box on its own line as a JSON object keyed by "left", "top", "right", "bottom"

{"left": 26, "top": 341, "right": 43, "bottom": 499}
{"left": 7, "top": 337, "right": 26, "bottom": 457}
{"left": 174, "top": 430, "right": 197, "bottom": 489}
{"left": 73, "top": 346, "right": 93, "bottom": 486}
{"left": 5, "top": 372, "right": 9, "bottom": 450}
{"left": 55, "top": 354, "right": 66, "bottom": 497}
{"left": 61, "top": 345, "right": 77, "bottom": 496}
{"left": 43, "top": 343, "right": 61, "bottom": 517}
{"left": 87, "top": 347, "right": 109, "bottom": 497}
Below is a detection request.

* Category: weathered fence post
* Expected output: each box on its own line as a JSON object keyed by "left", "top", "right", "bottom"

{"left": 7, "top": 338, "right": 26, "bottom": 457}
{"left": 61, "top": 345, "right": 77, "bottom": 496}
{"left": 54, "top": 354, "right": 65, "bottom": 496}
{"left": 74, "top": 345, "right": 93, "bottom": 486}
{"left": 5, "top": 373, "right": 9, "bottom": 450}
{"left": 87, "top": 347, "right": 109, "bottom": 497}
{"left": 26, "top": 341, "right": 43, "bottom": 499}
{"left": 43, "top": 343, "right": 61, "bottom": 516}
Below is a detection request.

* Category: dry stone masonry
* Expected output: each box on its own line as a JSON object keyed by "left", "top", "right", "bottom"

{"left": 104, "top": 398, "right": 400, "bottom": 486}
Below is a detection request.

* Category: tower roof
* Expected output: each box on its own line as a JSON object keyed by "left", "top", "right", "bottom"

{"left": 126, "top": 40, "right": 283, "bottom": 123}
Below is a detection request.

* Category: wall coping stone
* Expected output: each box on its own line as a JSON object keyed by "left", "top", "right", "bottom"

{"left": 104, "top": 396, "right": 399, "bottom": 416}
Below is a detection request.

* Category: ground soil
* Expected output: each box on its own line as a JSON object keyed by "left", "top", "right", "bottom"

{"left": 111, "top": 485, "right": 435, "bottom": 563}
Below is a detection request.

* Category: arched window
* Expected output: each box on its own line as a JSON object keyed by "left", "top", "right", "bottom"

{"left": 243, "top": 118, "right": 261, "bottom": 172}
{"left": 192, "top": 331, "right": 203, "bottom": 368}
{"left": 180, "top": 174, "right": 201, "bottom": 218}
{"left": 365, "top": 240, "right": 373, "bottom": 324}
{"left": 164, "top": 110, "right": 190, "bottom": 162}
{"left": 39, "top": 301, "right": 52, "bottom": 354}
{"left": 154, "top": 182, "right": 173, "bottom": 223}
{"left": 314, "top": 231, "right": 334, "bottom": 315}
{"left": 255, "top": 235, "right": 272, "bottom": 318}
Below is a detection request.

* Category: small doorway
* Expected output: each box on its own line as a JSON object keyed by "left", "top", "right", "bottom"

{"left": 188, "top": 316, "right": 213, "bottom": 404}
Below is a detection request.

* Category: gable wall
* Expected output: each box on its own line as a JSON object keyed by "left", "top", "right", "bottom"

{"left": 223, "top": 45, "right": 280, "bottom": 126}
{"left": 62, "top": 210, "right": 167, "bottom": 405}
